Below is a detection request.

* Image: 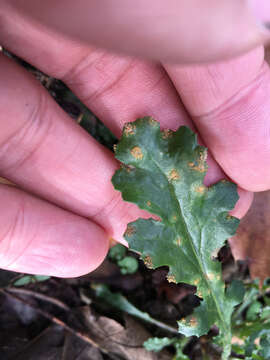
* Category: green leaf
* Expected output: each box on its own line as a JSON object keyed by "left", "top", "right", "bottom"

{"left": 117, "top": 256, "right": 139, "bottom": 274}
{"left": 247, "top": 301, "right": 263, "bottom": 321}
{"left": 144, "top": 337, "right": 175, "bottom": 352}
{"left": 108, "top": 244, "right": 127, "bottom": 261}
{"left": 94, "top": 284, "right": 178, "bottom": 334}
{"left": 33, "top": 275, "right": 50, "bottom": 282}
{"left": 112, "top": 117, "right": 241, "bottom": 359}
{"left": 144, "top": 337, "right": 189, "bottom": 359}
{"left": 174, "top": 339, "right": 190, "bottom": 360}
{"left": 13, "top": 275, "right": 50, "bottom": 287}
{"left": 13, "top": 275, "right": 33, "bottom": 287}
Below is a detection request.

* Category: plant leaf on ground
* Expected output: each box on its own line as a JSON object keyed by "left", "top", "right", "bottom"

{"left": 94, "top": 284, "right": 178, "bottom": 335}
{"left": 108, "top": 244, "right": 139, "bottom": 274}
{"left": 144, "top": 337, "right": 189, "bottom": 360}
{"left": 231, "top": 279, "right": 270, "bottom": 359}
{"left": 112, "top": 117, "right": 244, "bottom": 359}
{"left": 13, "top": 275, "right": 50, "bottom": 287}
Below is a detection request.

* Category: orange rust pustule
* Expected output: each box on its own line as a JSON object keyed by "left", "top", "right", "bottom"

{"left": 189, "top": 317, "right": 198, "bottom": 327}
{"left": 124, "top": 123, "right": 136, "bottom": 136}
{"left": 144, "top": 255, "right": 154, "bottom": 269}
{"left": 195, "top": 185, "right": 206, "bottom": 194}
{"left": 168, "top": 169, "right": 180, "bottom": 181}
{"left": 188, "top": 151, "right": 207, "bottom": 173}
{"left": 167, "top": 274, "right": 177, "bottom": 283}
{"left": 125, "top": 224, "right": 136, "bottom": 237}
{"left": 161, "top": 129, "right": 173, "bottom": 139}
{"left": 130, "top": 146, "right": 143, "bottom": 160}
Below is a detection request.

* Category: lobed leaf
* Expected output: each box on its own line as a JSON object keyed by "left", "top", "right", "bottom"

{"left": 112, "top": 117, "right": 242, "bottom": 359}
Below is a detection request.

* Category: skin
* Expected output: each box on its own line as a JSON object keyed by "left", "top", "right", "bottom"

{"left": 0, "top": 2, "right": 269, "bottom": 277}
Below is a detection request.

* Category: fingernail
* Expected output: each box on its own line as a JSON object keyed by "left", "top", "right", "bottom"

{"left": 248, "top": 0, "right": 270, "bottom": 33}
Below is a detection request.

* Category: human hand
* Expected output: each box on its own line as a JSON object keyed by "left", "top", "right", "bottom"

{"left": 0, "top": 2, "right": 269, "bottom": 277}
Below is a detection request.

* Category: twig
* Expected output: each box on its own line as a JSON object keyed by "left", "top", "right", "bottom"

{"left": 7, "top": 287, "right": 70, "bottom": 311}
{"left": 0, "top": 289, "right": 119, "bottom": 360}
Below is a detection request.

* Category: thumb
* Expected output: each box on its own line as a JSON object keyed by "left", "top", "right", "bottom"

{"left": 5, "top": 0, "right": 270, "bottom": 64}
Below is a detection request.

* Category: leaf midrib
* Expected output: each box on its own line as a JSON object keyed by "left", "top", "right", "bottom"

{"left": 149, "top": 153, "right": 230, "bottom": 337}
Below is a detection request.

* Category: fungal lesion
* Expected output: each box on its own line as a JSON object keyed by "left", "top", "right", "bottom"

{"left": 123, "top": 123, "right": 136, "bottom": 136}
{"left": 189, "top": 317, "right": 198, "bottom": 327}
{"left": 120, "top": 163, "right": 135, "bottom": 173}
{"left": 125, "top": 224, "right": 136, "bottom": 237}
{"left": 147, "top": 117, "right": 158, "bottom": 126}
{"left": 174, "top": 237, "right": 182, "bottom": 246}
{"left": 195, "top": 185, "right": 207, "bottom": 194}
{"left": 130, "top": 146, "right": 143, "bottom": 160}
{"left": 166, "top": 274, "right": 176, "bottom": 283}
{"left": 144, "top": 255, "right": 154, "bottom": 269}
{"left": 168, "top": 169, "right": 180, "bottom": 182}
{"left": 161, "top": 129, "right": 173, "bottom": 139}
{"left": 188, "top": 150, "right": 207, "bottom": 173}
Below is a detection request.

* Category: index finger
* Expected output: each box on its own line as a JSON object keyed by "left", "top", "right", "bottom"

{"left": 4, "top": 0, "right": 269, "bottom": 63}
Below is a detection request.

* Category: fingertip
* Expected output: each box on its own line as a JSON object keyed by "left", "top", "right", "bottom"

{"left": 47, "top": 221, "right": 110, "bottom": 278}
{"left": 230, "top": 187, "right": 254, "bottom": 219}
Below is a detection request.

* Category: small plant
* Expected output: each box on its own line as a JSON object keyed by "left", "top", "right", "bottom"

{"left": 13, "top": 275, "right": 50, "bottom": 287}
{"left": 108, "top": 243, "right": 139, "bottom": 275}
{"left": 112, "top": 117, "right": 245, "bottom": 359}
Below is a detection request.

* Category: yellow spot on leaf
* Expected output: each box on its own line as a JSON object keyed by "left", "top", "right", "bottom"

{"left": 188, "top": 150, "right": 207, "bottom": 173}
{"left": 194, "top": 279, "right": 200, "bottom": 286}
{"left": 125, "top": 225, "right": 136, "bottom": 237}
{"left": 146, "top": 201, "right": 151, "bottom": 207}
{"left": 167, "top": 274, "right": 176, "bottom": 283}
{"left": 207, "top": 273, "right": 215, "bottom": 281}
{"left": 123, "top": 123, "right": 135, "bottom": 136}
{"left": 148, "top": 117, "right": 157, "bottom": 126}
{"left": 131, "top": 146, "right": 143, "bottom": 160}
{"left": 144, "top": 255, "right": 153, "bottom": 269}
{"left": 189, "top": 317, "right": 198, "bottom": 327}
{"left": 161, "top": 129, "right": 173, "bottom": 139}
{"left": 197, "top": 291, "right": 203, "bottom": 298}
{"left": 168, "top": 169, "right": 180, "bottom": 182}
{"left": 170, "top": 215, "right": 178, "bottom": 223}
{"left": 120, "top": 164, "right": 134, "bottom": 173}
{"left": 195, "top": 185, "right": 206, "bottom": 194}
{"left": 174, "top": 237, "right": 182, "bottom": 246}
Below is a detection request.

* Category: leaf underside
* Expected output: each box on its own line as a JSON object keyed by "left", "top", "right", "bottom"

{"left": 112, "top": 117, "right": 243, "bottom": 359}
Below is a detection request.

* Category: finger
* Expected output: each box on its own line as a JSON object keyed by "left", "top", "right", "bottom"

{"left": 0, "top": 185, "right": 108, "bottom": 277}
{"left": 4, "top": 0, "right": 270, "bottom": 64}
{"left": 165, "top": 46, "right": 270, "bottom": 192}
{"left": 0, "top": 19, "right": 253, "bottom": 221}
